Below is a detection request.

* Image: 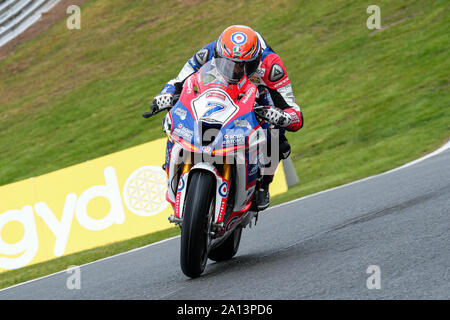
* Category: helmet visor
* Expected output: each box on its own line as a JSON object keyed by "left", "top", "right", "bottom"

{"left": 215, "top": 57, "right": 245, "bottom": 84}
{"left": 244, "top": 58, "right": 260, "bottom": 77}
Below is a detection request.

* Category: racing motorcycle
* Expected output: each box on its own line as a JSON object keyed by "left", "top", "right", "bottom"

{"left": 143, "top": 60, "right": 271, "bottom": 278}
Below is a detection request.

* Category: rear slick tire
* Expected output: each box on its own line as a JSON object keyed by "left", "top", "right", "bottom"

{"left": 180, "top": 170, "right": 216, "bottom": 278}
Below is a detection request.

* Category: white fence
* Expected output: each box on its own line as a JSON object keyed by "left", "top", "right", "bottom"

{"left": 0, "top": 0, "right": 61, "bottom": 48}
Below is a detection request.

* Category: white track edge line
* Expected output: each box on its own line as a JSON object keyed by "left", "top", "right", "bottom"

{"left": 267, "top": 140, "right": 450, "bottom": 212}
{"left": 0, "top": 235, "right": 180, "bottom": 293}
{"left": 1, "top": 139, "right": 449, "bottom": 292}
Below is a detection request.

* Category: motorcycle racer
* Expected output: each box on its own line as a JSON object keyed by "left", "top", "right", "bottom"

{"left": 151, "top": 25, "right": 304, "bottom": 210}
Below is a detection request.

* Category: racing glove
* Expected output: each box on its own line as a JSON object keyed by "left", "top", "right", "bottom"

{"left": 151, "top": 93, "right": 174, "bottom": 113}
{"left": 254, "top": 105, "right": 292, "bottom": 128}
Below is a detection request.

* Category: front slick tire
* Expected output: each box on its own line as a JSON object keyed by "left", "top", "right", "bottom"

{"left": 180, "top": 170, "right": 215, "bottom": 278}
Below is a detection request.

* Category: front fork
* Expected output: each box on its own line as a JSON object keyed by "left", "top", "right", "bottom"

{"left": 169, "top": 156, "right": 232, "bottom": 231}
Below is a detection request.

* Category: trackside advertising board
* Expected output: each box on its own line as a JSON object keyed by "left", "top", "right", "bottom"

{"left": 0, "top": 138, "right": 287, "bottom": 272}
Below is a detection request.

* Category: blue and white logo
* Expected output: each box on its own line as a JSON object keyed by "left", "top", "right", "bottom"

{"left": 177, "top": 176, "right": 185, "bottom": 192}
{"left": 231, "top": 32, "right": 247, "bottom": 45}
{"left": 218, "top": 182, "right": 228, "bottom": 198}
{"left": 202, "top": 102, "right": 225, "bottom": 119}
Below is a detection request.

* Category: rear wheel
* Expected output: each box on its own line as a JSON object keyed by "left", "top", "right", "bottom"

{"left": 208, "top": 227, "right": 242, "bottom": 262}
{"left": 180, "top": 170, "right": 216, "bottom": 278}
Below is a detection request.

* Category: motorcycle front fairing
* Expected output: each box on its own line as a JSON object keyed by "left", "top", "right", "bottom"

{"left": 164, "top": 60, "right": 267, "bottom": 234}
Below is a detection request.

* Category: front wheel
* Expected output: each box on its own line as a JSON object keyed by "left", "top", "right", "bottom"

{"left": 180, "top": 170, "right": 216, "bottom": 278}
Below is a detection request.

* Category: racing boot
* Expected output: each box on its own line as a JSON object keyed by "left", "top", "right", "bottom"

{"left": 257, "top": 175, "right": 273, "bottom": 211}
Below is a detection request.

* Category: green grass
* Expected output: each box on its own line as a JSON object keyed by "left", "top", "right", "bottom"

{"left": 0, "top": 0, "right": 449, "bottom": 288}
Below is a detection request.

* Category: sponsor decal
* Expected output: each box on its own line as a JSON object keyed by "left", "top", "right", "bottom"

{"left": 174, "top": 107, "right": 187, "bottom": 120}
{"left": 175, "top": 187, "right": 182, "bottom": 218}
{"left": 217, "top": 199, "right": 226, "bottom": 223}
{"left": 256, "top": 68, "right": 265, "bottom": 76}
{"left": 206, "top": 92, "right": 226, "bottom": 101}
{"left": 249, "top": 76, "right": 260, "bottom": 84}
{"left": 186, "top": 77, "right": 193, "bottom": 94}
{"left": 223, "top": 133, "right": 245, "bottom": 145}
{"left": 269, "top": 64, "right": 285, "bottom": 82}
{"left": 173, "top": 125, "right": 194, "bottom": 140}
{"left": 237, "top": 77, "right": 247, "bottom": 90}
{"left": 273, "top": 77, "right": 290, "bottom": 89}
{"left": 234, "top": 119, "right": 251, "bottom": 129}
{"left": 241, "top": 86, "right": 257, "bottom": 104}
{"left": 231, "top": 32, "right": 247, "bottom": 45}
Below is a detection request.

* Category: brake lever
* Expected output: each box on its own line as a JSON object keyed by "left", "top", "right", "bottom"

{"left": 142, "top": 106, "right": 174, "bottom": 119}
{"left": 142, "top": 111, "right": 155, "bottom": 118}
{"left": 142, "top": 94, "right": 180, "bottom": 119}
{"left": 142, "top": 107, "right": 165, "bottom": 119}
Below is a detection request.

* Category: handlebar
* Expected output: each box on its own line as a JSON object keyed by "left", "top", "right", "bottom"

{"left": 142, "top": 108, "right": 164, "bottom": 119}
{"left": 142, "top": 94, "right": 180, "bottom": 119}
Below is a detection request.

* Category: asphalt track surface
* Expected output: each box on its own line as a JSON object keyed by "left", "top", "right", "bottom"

{"left": 1, "top": 145, "right": 449, "bottom": 300}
